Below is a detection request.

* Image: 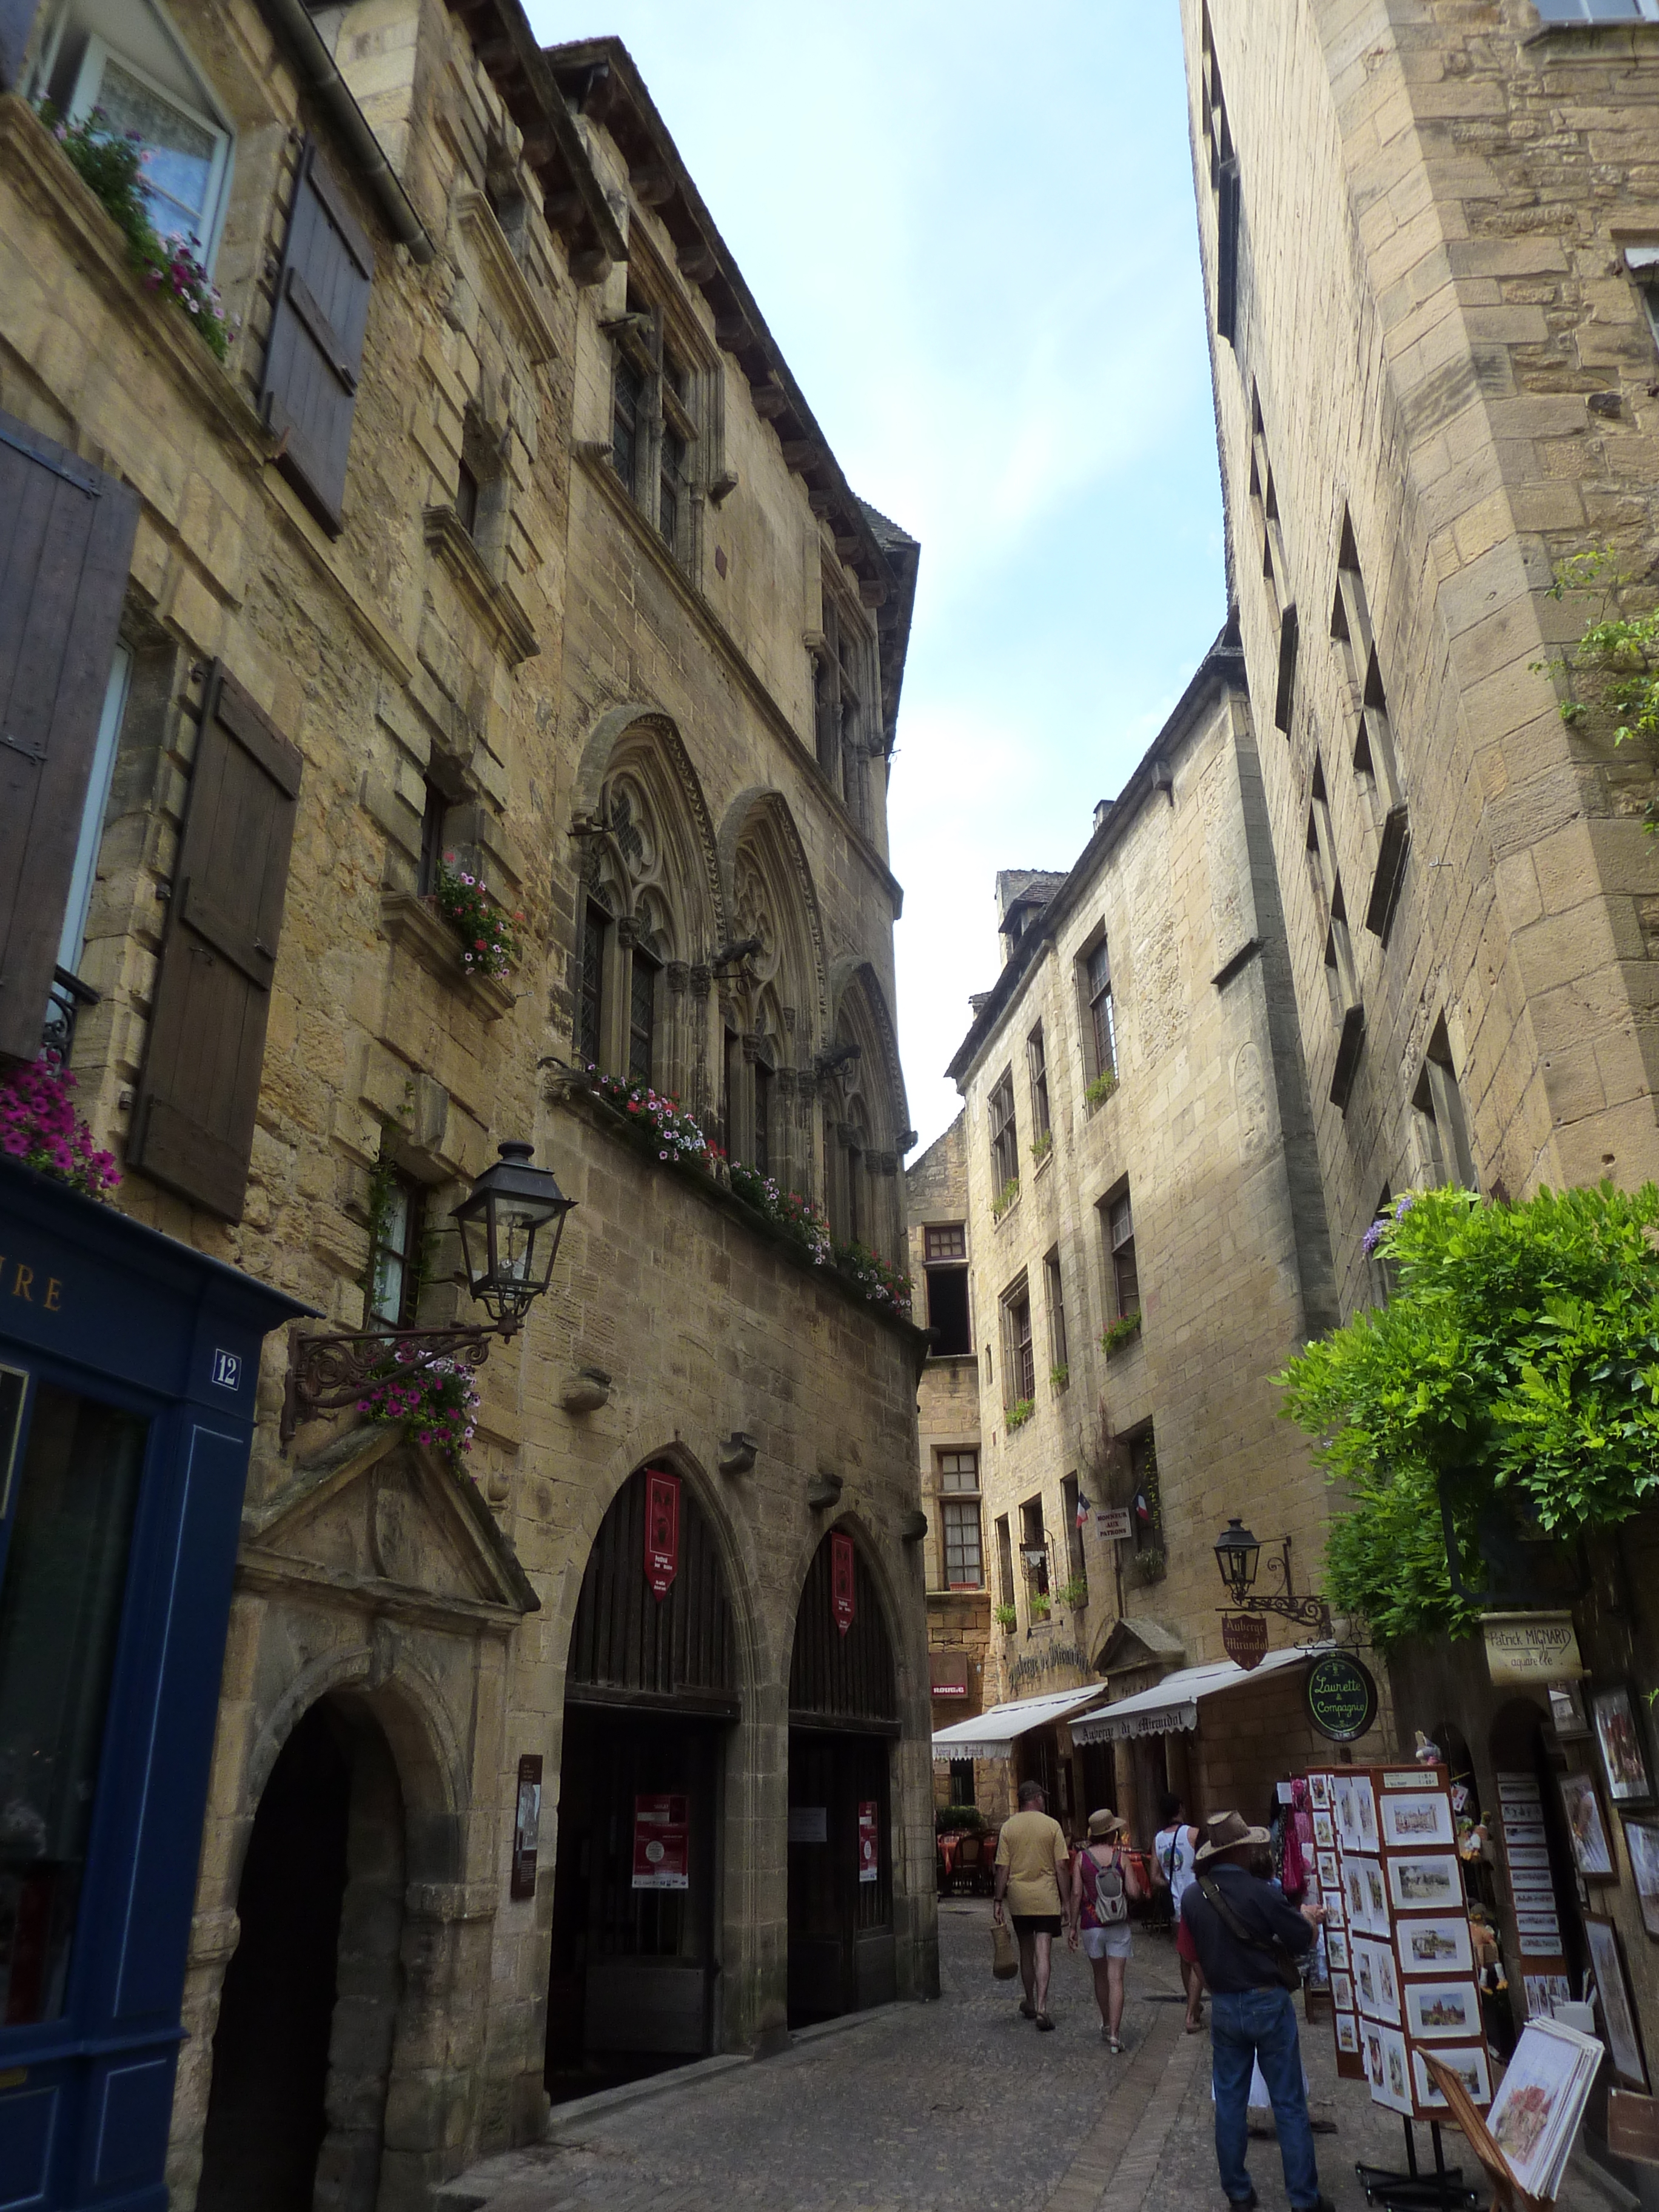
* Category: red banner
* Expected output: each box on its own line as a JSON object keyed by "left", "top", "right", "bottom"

{"left": 644, "top": 1467, "right": 680, "bottom": 1600}
{"left": 831, "top": 1530, "right": 856, "bottom": 1636}
{"left": 858, "top": 1800, "right": 879, "bottom": 1883}
{"left": 631, "top": 1794, "right": 690, "bottom": 1889}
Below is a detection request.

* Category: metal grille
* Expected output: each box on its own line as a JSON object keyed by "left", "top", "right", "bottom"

{"left": 789, "top": 1533, "right": 897, "bottom": 1723}
{"left": 567, "top": 1466, "right": 736, "bottom": 1704}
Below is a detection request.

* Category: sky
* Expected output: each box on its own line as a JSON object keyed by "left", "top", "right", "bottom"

{"left": 526, "top": 2, "right": 1227, "bottom": 1153}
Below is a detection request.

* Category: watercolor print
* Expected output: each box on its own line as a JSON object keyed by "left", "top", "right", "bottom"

{"left": 1310, "top": 1773, "right": 1331, "bottom": 1811}
{"left": 1335, "top": 2012, "right": 1359, "bottom": 2054}
{"left": 1558, "top": 1772, "right": 1616, "bottom": 1880}
{"left": 1404, "top": 1980, "right": 1481, "bottom": 2040}
{"left": 1326, "top": 1929, "right": 1349, "bottom": 1971}
{"left": 1623, "top": 1818, "right": 1659, "bottom": 1940}
{"left": 1414, "top": 2045, "right": 1492, "bottom": 2111}
{"left": 1313, "top": 1811, "right": 1335, "bottom": 1849}
{"left": 1333, "top": 1776, "right": 1360, "bottom": 1851}
{"left": 1398, "top": 1917, "right": 1472, "bottom": 1976}
{"left": 1381, "top": 1792, "right": 1455, "bottom": 1849}
{"left": 1523, "top": 1974, "right": 1572, "bottom": 2019}
{"left": 1376, "top": 2026, "right": 1414, "bottom": 2115}
{"left": 1388, "top": 1854, "right": 1461, "bottom": 1910}
{"left": 1332, "top": 1971, "right": 1355, "bottom": 2012}
{"left": 1586, "top": 1916, "right": 1648, "bottom": 2089}
{"left": 1356, "top": 1778, "right": 1379, "bottom": 1850}
{"left": 1592, "top": 1684, "right": 1655, "bottom": 1808}
{"left": 1316, "top": 1849, "right": 1341, "bottom": 1889}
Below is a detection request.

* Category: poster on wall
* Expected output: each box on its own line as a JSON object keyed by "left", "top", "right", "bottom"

{"left": 831, "top": 1530, "right": 857, "bottom": 1635}
{"left": 858, "top": 1799, "right": 879, "bottom": 1883}
{"left": 510, "top": 1754, "right": 542, "bottom": 1902}
{"left": 643, "top": 1467, "right": 680, "bottom": 1600}
{"left": 632, "top": 1794, "right": 691, "bottom": 1889}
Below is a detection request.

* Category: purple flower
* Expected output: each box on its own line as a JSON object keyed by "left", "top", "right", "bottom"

{"left": 1362, "top": 1219, "right": 1386, "bottom": 1257}
{"left": 1395, "top": 1194, "right": 1415, "bottom": 1221}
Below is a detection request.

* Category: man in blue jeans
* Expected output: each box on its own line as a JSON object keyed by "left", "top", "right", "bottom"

{"left": 1181, "top": 1811, "right": 1334, "bottom": 2212}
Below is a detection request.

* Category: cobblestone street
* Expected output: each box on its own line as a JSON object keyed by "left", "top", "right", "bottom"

{"left": 437, "top": 1905, "right": 1614, "bottom": 2212}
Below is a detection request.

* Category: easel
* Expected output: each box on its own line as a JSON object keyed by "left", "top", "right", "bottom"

{"left": 1356, "top": 2116, "right": 1478, "bottom": 2212}
{"left": 1418, "top": 2054, "right": 1551, "bottom": 2212}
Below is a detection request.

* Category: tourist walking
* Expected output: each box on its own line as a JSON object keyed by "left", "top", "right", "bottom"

{"left": 1154, "top": 1790, "right": 1205, "bottom": 2032}
{"left": 1073, "top": 1808, "right": 1144, "bottom": 2051}
{"left": 992, "top": 1780, "right": 1073, "bottom": 2032}
{"left": 1180, "top": 1811, "right": 1333, "bottom": 2212}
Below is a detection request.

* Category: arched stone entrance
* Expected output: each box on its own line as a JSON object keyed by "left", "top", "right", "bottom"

{"left": 546, "top": 1461, "right": 739, "bottom": 2099}
{"left": 198, "top": 1695, "right": 406, "bottom": 2212}
{"left": 786, "top": 1527, "right": 898, "bottom": 2025}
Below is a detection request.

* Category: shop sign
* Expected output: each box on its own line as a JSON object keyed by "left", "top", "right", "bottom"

{"left": 510, "top": 1754, "right": 541, "bottom": 1901}
{"left": 1094, "top": 1507, "right": 1131, "bottom": 1543}
{"left": 831, "top": 1530, "right": 856, "bottom": 1635}
{"left": 857, "top": 1800, "right": 879, "bottom": 1883}
{"left": 643, "top": 1467, "right": 680, "bottom": 1600}
{"left": 930, "top": 1655, "right": 970, "bottom": 1697}
{"left": 1482, "top": 1610, "right": 1584, "bottom": 1685}
{"left": 1222, "top": 1612, "right": 1270, "bottom": 1671}
{"left": 789, "top": 1805, "right": 828, "bottom": 1843}
{"left": 631, "top": 1793, "right": 690, "bottom": 1889}
{"left": 1304, "top": 1651, "right": 1378, "bottom": 1743}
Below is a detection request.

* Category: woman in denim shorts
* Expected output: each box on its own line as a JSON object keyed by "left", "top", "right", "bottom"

{"left": 1074, "top": 1807, "right": 1146, "bottom": 2051}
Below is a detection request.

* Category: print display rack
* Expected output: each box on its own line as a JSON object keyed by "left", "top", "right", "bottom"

{"left": 1309, "top": 1761, "right": 1484, "bottom": 2212}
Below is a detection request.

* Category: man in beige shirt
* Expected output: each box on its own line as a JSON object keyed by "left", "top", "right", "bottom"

{"left": 993, "top": 1779, "right": 1074, "bottom": 2029}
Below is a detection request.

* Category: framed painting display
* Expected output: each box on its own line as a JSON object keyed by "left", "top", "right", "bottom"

{"left": 1397, "top": 1915, "right": 1473, "bottom": 1977}
{"left": 1322, "top": 1883, "right": 1344, "bottom": 1928}
{"left": 1344, "top": 1858, "right": 1367, "bottom": 1932}
{"left": 1413, "top": 2044, "right": 1492, "bottom": 2111}
{"left": 1353, "top": 1937, "right": 1401, "bottom": 2026}
{"left": 1335, "top": 2011, "right": 1359, "bottom": 2056}
{"left": 1592, "top": 1684, "right": 1655, "bottom": 1810}
{"left": 1558, "top": 1771, "right": 1617, "bottom": 1880}
{"left": 1312, "top": 1811, "right": 1335, "bottom": 1849}
{"left": 1381, "top": 1792, "right": 1455, "bottom": 1849}
{"left": 1325, "top": 1928, "right": 1349, "bottom": 1971}
{"left": 1623, "top": 1817, "right": 1659, "bottom": 1940}
{"left": 1361, "top": 1857, "right": 1391, "bottom": 1932}
{"left": 1586, "top": 1914, "right": 1649, "bottom": 2090}
{"left": 1404, "top": 1979, "right": 1483, "bottom": 2041}
{"left": 1387, "top": 1853, "right": 1463, "bottom": 1912}
{"left": 1333, "top": 1775, "right": 1361, "bottom": 1852}
{"left": 1309, "top": 1772, "right": 1330, "bottom": 1811}
{"left": 1523, "top": 1973, "right": 1573, "bottom": 2019}
{"left": 1354, "top": 1777, "right": 1379, "bottom": 1851}
{"left": 1375, "top": 2025, "right": 1415, "bottom": 2116}
{"left": 1548, "top": 1682, "right": 1589, "bottom": 1738}
{"left": 1316, "top": 1849, "right": 1341, "bottom": 1889}
{"left": 1331, "top": 1971, "right": 1355, "bottom": 2013}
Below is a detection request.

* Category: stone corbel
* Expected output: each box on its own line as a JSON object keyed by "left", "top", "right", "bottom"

{"left": 806, "top": 1467, "right": 843, "bottom": 1511}
{"left": 719, "top": 1432, "right": 759, "bottom": 1477}
{"left": 560, "top": 1367, "right": 612, "bottom": 1415}
{"left": 666, "top": 961, "right": 689, "bottom": 994}
{"left": 689, "top": 964, "right": 712, "bottom": 996}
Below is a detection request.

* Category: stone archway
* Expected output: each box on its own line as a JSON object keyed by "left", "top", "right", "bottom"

{"left": 197, "top": 1694, "right": 408, "bottom": 2212}
{"left": 786, "top": 1526, "right": 899, "bottom": 2026}
{"left": 546, "top": 1459, "right": 740, "bottom": 2100}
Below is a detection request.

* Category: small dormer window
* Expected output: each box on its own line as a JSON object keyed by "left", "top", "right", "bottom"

{"left": 32, "top": 0, "right": 233, "bottom": 266}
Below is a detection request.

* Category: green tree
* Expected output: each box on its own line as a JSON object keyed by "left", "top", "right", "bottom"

{"left": 1278, "top": 1182, "right": 1659, "bottom": 1645}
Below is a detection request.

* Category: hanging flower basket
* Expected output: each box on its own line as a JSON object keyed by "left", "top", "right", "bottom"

{"left": 358, "top": 1350, "right": 479, "bottom": 1474}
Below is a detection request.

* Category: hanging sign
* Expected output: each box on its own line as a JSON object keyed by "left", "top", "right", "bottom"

{"left": 858, "top": 1800, "right": 879, "bottom": 1883}
{"left": 1222, "top": 1612, "right": 1270, "bottom": 1671}
{"left": 1481, "top": 1610, "right": 1585, "bottom": 1686}
{"left": 831, "top": 1530, "right": 856, "bottom": 1635}
{"left": 1304, "top": 1652, "right": 1379, "bottom": 1743}
{"left": 509, "top": 1753, "right": 542, "bottom": 1901}
{"left": 643, "top": 1467, "right": 680, "bottom": 1600}
{"left": 631, "top": 1794, "right": 691, "bottom": 1889}
{"left": 1094, "top": 1506, "right": 1132, "bottom": 1543}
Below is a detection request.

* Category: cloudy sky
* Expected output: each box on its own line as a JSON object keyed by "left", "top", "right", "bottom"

{"left": 527, "top": 2, "right": 1227, "bottom": 1151}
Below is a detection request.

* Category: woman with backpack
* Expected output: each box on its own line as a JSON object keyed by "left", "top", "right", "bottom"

{"left": 1072, "top": 1807, "right": 1146, "bottom": 2051}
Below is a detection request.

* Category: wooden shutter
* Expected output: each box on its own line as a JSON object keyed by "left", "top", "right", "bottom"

{"left": 259, "top": 138, "right": 374, "bottom": 534}
{"left": 0, "top": 411, "right": 139, "bottom": 1062}
{"left": 129, "top": 668, "right": 302, "bottom": 1220}
{"left": 1216, "top": 156, "right": 1241, "bottom": 344}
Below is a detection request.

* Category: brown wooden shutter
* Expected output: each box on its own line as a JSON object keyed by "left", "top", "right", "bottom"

{"left": 259, "top": 138, "right": 374, "bottom": 534}
{"left": 129, "top": 668, "right": 302, "bottom": 1221}
{"left": 0, "top": 411, "right": 139, "bottom": 1062}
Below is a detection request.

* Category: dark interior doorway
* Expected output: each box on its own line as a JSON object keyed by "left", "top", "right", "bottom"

{"left": 546, "top": 1463, "right": 738, "bottom": 2102}
{"left": 198, "top": 1697, "right": 405, "bottom": 2212}
{"left": 786, "top": 1530, "right": 898, "bottom": 2028}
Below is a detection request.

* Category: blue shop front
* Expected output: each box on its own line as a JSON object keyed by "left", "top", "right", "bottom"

{"left": 0, "top": 1157, "right": 308, "bottom": 2210}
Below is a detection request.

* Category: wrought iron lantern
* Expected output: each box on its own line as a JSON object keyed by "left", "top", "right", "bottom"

{"left": 1213, "top": 1516, "right": 1332, "bottom": 1640}
{"left": 281, "top": 1138, "right": 574, "bottom": 1444}
{"left": 1214, "top": 1517, "right": 1262, "bottom": 1604}
{"left": 452, "top": 1141, "right": 574, "bottom": 1331}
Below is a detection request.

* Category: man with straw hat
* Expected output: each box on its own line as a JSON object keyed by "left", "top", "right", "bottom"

{"left": 1180, "top": 1811, "right": 1332, "bottom": 2212}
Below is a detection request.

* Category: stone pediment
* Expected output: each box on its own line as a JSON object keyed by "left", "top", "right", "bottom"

{"left": 243, "top": 1426, "right": 538, "bottom": 1620}
{"left": 1093, "top": 1614, "right": 1186, "bottom": 1678}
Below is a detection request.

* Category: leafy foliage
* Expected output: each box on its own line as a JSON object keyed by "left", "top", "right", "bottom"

{"left": 0, "top": 1059, "right": 119, "bottom": 1198}
{"left": 429, "top": 858, "right": 523, "bottom": 978}
{"left": 1278, "top": 1182, "right": 1659, "bottom": 1644}
{"left": 358, "top": 1352, "right": 478, "bottom": 1473}
{"left": 729, "top": 1159, "right": 832, "bottom": 1262}
{"left": 993, "top": 1603, "right": 1018, "bottom": 1629}
{"left": 1005, "top": 1396, "right": 1036, "bottom": 1432}
{"left": 1535, "top": 547, "right": 1659, "bottom": 830}
{"left": 39, "top": 104, "right": 232, "bottom": 360}
{"left": 1030, "top": 1130, "right": 1053, "bottom": 1163}
{"left": 1085, "top": 1070, "right": 1119, "bottom": 1108}
{"left": 1049, "top": 1362, "right": 1070, "bottom": 1392}
{"left": 1101, "top": 1310, "right": 1141, "bottom": 1356}
{"left": 993, "top": 1175, "right": 1020, "bottom": 1218}
{"left": 1056, "top": 1577, "right": 1089, "bottom": 1609}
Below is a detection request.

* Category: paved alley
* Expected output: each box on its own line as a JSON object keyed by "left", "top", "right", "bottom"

{"left": 436, "top": 1905, "right": 1613, "bottom": 2212}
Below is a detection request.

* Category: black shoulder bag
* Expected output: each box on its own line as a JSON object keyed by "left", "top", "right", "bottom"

{"left": 1196, "top": 1874, "right": 1304, "bottom": 1991}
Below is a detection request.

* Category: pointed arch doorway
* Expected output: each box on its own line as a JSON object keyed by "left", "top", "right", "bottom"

{"left": 786, "top": 1528, "right": 899, "bottom": 2026}
{"left": 546, "top": 1462, "right": 739, "bottom": 2100}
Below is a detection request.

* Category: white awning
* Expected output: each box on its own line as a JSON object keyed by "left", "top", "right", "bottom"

{"left": 1069, "top": 1644, "right": 1320, "bottom": 1746}
{"left": 931, "top": 1683, "right": 1109, "bottom": 1762}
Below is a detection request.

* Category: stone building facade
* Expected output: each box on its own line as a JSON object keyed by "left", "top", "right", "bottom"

{"left": 940, "top": 642, "right": 1388, "bottom": 1846}
{"left": 903, "top": 1114, "right": 994, "bottom": 1812}
{"left": 0, "top": 3, "right": 930, "bottom": 2205}
{"left": 1180, "top": 0, "right": 1659, "bottom": 2118}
